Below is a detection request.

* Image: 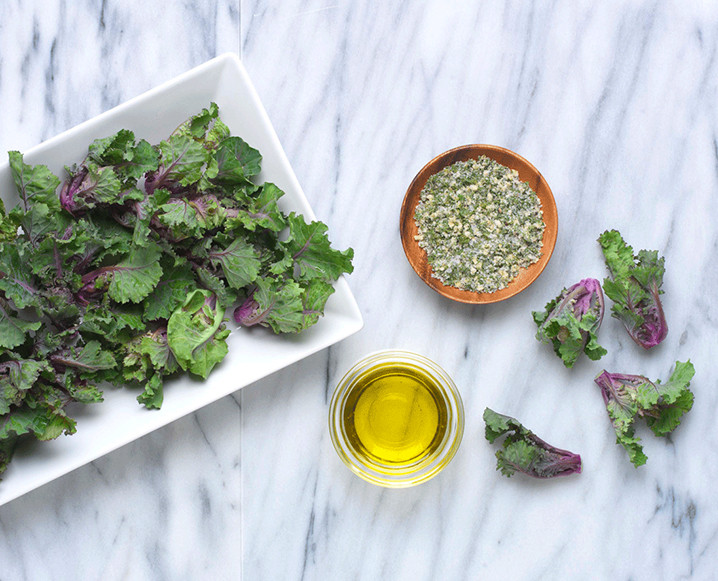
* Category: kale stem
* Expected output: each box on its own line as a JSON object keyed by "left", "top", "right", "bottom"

{"left": 53, "top": 241, "right": 63, "bottom": 278}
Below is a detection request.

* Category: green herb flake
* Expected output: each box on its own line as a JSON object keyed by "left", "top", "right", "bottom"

{"left": 414, "top": 156, "right": 545, "bottom": 293}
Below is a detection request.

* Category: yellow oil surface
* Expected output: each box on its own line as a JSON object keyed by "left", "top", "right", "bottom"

{"left": 344, "top": 364, "right": 447, "bottom": 466}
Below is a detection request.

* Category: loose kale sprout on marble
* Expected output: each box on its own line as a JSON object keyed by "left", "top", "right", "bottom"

{"left": 483, "top": 408, "right": 582, "bottom": 479}
{"left": 532, "top": 277, "right": 607, "bottom": 367}
{"left": 598, "top": 230, "right": 668, "bottom": 349}
{"left": 594, "top": 361, "right": 694, "bottom": 467}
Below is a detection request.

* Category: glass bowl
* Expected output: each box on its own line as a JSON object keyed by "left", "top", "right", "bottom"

{"left": 329, "top": 350, "right": 464, "bottom": 488}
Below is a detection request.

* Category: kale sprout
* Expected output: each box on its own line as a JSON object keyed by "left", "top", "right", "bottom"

{"left": 533, "top": 277, "right": 607, "bottom": 367}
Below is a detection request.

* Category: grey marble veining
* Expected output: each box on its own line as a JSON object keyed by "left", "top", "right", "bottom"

{"left": 240, "top": 2, "right": 718, "bottom": 580}
{"left": 2, "top": 1, "right": 718, "bottom": 580}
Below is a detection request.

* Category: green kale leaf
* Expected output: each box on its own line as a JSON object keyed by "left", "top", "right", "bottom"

{"left": 0, "top": 299, "right": 41, "bottom": 349}
{"left": 0, "top": 359, "right": 50, "bottom": 415}
{"left": 8, "top": 151, "right": 61, "bottom": 211}
{"left": 167, "top": 289, "right": 229, "bottom": 379}
{"left": 533, "top": 278, "right": 607, "bottom": 367}
{"left": 0, "top": 199, "right": 17, "bottom": 242}
{"left": 0, "top": 243, "right": 43, "bottom": 310}
{"left": 279, "top": 213, "right": 354, "bottom": 281}
{"left": 594, "top": 361, "right": 695, "bottom": 467}
{"left": 149, "top": 134, "right": 211, "bottom": 190}
{"left": 174, "top": 102, "right": 230, "bottom": 147}
{"left": 143, "top": 261, "right": 197, "bottom": 321}
{"left": 213, "top": 136, "right": 262, "bottom": 187}
{"left": 88, "top": 129, "right": 159, "bottom": 183}
{"left": 228, "top": 182, "right": 286, "bottom": 232}
{"left": 89, "top": 243, "right": 164, "bottom": 304}
{"left": 483, "top": 408, "right": 582, "bottom": 478}
{"left": 208, "top": 237, "right": 261, "bottom": 289}
{"left": 49, "top": 341, "right": 116, "bottom": 374}
{"left": 598, "top": 230, "right": 668, "bottom": 349}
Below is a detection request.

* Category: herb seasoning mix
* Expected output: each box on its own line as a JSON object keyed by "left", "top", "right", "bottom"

{"left": 413, "top": 156, "right": 545, "bottom": 293}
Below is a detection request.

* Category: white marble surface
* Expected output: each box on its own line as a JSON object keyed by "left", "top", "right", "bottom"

{"left": 1, "top": 1, "right": 718, "bottom": 579}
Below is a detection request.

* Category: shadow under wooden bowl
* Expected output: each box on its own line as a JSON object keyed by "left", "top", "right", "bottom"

{"left": 399, "top": 144, "right": 558, "bottom": 304}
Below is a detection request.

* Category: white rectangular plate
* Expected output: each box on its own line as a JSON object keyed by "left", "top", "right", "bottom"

{"left": 0, "top": 53, "right": 363, "bottom": 506}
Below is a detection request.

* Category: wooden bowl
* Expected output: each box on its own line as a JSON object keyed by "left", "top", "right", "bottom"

{"left": 399, "top": 144, "right": 558, "bottom": 304}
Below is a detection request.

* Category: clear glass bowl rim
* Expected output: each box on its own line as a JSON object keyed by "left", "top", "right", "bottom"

{"left": 329, "top": 349, "right": 464, "bottom": 488}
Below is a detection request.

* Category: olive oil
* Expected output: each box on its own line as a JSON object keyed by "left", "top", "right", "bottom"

{"left": 343, "top": 363, "right": 448, "bottom": 466}
{"left": 330, "top": 350, "right": 464, "bottom": 487}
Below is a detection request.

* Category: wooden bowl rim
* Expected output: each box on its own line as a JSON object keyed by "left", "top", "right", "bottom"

{"left": 399, "top": 144, "right": 558, "bottom": 304}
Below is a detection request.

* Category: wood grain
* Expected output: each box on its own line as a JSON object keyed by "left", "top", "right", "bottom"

{"left": 399, "top": 144, "right": 558, "bottom": 304}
